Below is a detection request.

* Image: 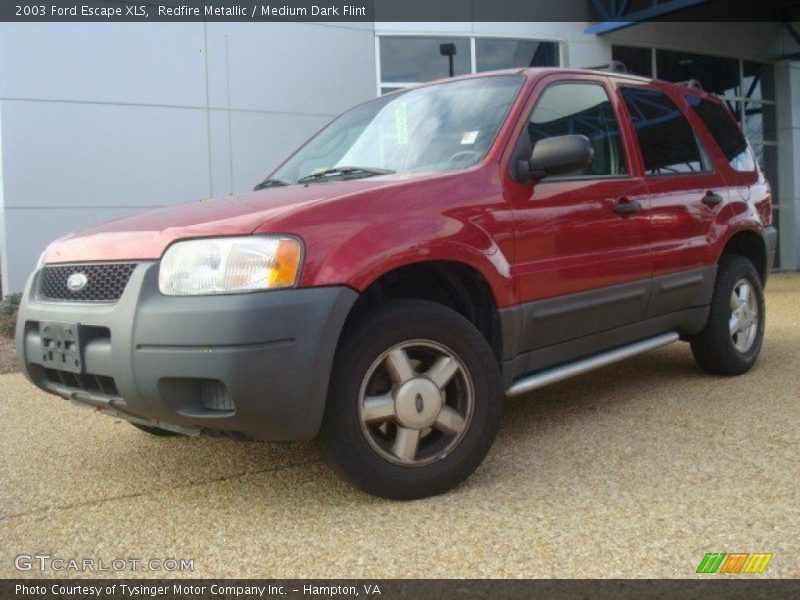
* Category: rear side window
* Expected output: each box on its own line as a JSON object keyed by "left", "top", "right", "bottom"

{"left": 527, "top": 82, "right": 627, "bottom": 177}
{"left": 620, "top": 87, "right": 708, "bottom": 176}
{"left": 689, "top": 97, "right": 757, "bottom": 172}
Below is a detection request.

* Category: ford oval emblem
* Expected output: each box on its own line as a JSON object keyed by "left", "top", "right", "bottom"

{"left": 67, "top": 272, "right": 88, "bottom": 293}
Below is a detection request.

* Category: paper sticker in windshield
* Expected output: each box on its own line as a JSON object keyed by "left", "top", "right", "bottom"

{"left": 461, "top": 131, "right": 478, "bottom": 145}
{"left": 395, "top": 104, "right": 408, "bottom": 146}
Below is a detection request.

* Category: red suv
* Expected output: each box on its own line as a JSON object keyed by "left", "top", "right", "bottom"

{"left": 16, "top": 68, "right": 776, "bottom": 499}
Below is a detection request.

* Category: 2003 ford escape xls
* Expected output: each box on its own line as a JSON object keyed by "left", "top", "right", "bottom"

{"left": 17, "top": 67, "right": 776, "bottom": 499}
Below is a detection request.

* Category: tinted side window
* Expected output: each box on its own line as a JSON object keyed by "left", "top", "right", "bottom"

{"left": 527, "top": 82, "right": 627, "bottom": 177}
{"left": 620, "top": 87, "right": 708, "bottom": 175}
{"left": 689, "top": 97, "right": 757, "bottom": 172}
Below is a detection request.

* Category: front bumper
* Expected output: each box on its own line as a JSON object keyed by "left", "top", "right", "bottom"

{"left": 15, "top": 262, "right": 358, "bottom": 441}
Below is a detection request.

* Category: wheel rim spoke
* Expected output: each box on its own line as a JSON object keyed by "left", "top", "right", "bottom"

{"left": 392, "top": 427, "right": 420, "bottom": 461}
{"left": 730, "top": 292, "right": 740, "bottom": 311}
{"left": 434, "top": 406, "right": 466, "bottom": 435}
{"left": 425, "top": 355, "right": 459, "bottom": 390}
{"left": 384, "top": 347, "right": 415, "bottom": 384}
{"left": 737, "top": 283, "right": 750, "bottom": 309}
{"left": 729, "top": 279, "right": 759, "bottom": 352}
{"left": 729, "top": 314, "right": 740, "bottom": 335}
{"left": 362, "top": 394, "right": 395, "bottom": 423}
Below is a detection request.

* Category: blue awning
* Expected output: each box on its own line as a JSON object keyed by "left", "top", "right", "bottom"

{"left": 585, "top": 0, "right": 714, "bottom": 35}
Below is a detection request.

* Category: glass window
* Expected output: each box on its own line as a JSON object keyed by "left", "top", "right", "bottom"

{"left": 656, "top": 50, "right": 739, "bottom": 99}
{"left": 379, "top": 37, "right": 470, "bottom": 83}
{"left": 742, "top": 101, "right": 777, "bottom": 146}
{"left": 688, "top": 97, "right": 756, "bottom": 172}
{"left": 620, "top": 87, "right": 708, "bottom": 175}
{"left": 271, "top": 76, "right": 523, "bottom": 184}
{"left": 743, "top": 61, "right": 775, "bottom": 102}
{"left": 476, "top": 39, "right": 558, "bottom": 72}
{"left": 721, "top": 99, "right": 742, "bottom": 124}
{"left": 611, "top": 46, "right": 653, "bottom": 77}
{"left": 526, "top": 83, "right": 627, "bottom": 177}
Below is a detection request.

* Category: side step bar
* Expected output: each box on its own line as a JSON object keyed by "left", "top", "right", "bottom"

{"left": 505, "top": 332, "right": 680, "bottom": 398}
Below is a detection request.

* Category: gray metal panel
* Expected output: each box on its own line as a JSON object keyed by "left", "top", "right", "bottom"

{"left": 206, "top": 108, "right": 234, "bottom": 197}
{"left": 229, "top": 110, "right": 332, "bottom": 191}
{"left": 0, "top": 23, "right": 207, "bottom": 106}
{"left": 205, "top": 22, "right": 376, "bottom": 114}
{"left": 0, "top": 99, "right": 211, "bottom": 208}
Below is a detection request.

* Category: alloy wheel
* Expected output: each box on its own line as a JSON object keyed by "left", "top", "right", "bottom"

{"left": 357, "top": 340, "right": 474, "bottom": 466}
{"left": 729, "top": 278, "right": 759, "bottom": 353}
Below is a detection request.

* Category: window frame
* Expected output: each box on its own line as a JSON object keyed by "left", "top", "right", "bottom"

{"left": 618, "top": 84, "right": 716, "bottom": 179}
{"left": 688, "top": 95, "right": 758, "bottom": 174}
{"left": 269, "top": 73, "right": 528, "bottom": 184}
{"left": 609, "top": 45, "right": 778, "bottom": 172}
{"left": 509, "top": 78, "right": 634, "bottom": 184}
{"left": 375, "top": 33, "right": 562, "bottom": 97}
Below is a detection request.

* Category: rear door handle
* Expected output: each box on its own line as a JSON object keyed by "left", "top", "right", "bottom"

{"left": 613, "top": 198, "right": 641, "bottom": 214}
{"left": 702, "top": 191, "right": 724, "bottom": 207}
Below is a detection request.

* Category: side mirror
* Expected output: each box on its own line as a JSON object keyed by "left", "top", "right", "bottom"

{"left": 523, "top": 134, "right": 594, "bottom": 182}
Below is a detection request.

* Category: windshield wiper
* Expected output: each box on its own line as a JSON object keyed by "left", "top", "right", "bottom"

{"left": 253, "top": 178, "right": 290, "bottom": 191}
{"left": 297, "top": 166, "right": 395, "bottom": 184}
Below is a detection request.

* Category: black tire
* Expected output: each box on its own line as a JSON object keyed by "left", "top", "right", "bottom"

{"left": 130, "top": 423, "right": 182, "bottom": 437}
{"left": 690, "top": 255, "right": 765, "bottom": 376}
{"left": 319, "top": 300, "right": 502, "bottom": 500}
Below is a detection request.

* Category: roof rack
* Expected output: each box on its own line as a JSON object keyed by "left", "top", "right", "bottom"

{"left": 678, "top": 79, "right": 704, "bottom": 91}
{"left": 586, "top": 60, "right": 628, "bottom": 74}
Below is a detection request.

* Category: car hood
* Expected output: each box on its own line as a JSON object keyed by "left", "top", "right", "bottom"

{"left": 44, "top": 177, "right": 402, "bottom": 263}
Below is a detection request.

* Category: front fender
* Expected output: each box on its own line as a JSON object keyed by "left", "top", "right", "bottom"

{"left": 304, "top": 214, "right": 515, "bottom": 308}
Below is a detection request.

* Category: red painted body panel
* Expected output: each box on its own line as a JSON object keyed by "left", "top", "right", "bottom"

{"left": 620, "top": 81, "right": 763, "bottom": 278}
{"left": 43, "top": 68, "right": 771, "bottom": 311}
{"left": 500, "top": 73, "right": 653, "bottom": 305}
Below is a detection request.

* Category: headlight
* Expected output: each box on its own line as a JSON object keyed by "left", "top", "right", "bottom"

{"left": 159, "top": 236, "right": 303, "bottom": 296}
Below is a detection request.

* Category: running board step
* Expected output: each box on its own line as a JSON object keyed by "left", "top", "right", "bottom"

{"left": 505, "top": 332, "right": 680, "bottom": 398}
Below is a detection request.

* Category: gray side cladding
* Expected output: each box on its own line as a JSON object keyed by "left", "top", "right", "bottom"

{"left": 497, "top": 266, "right": 717, "bottom": 387}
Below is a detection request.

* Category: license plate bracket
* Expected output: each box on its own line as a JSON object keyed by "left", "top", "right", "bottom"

{"left": 40, "top": 322, "right": 82, "bottom": 373}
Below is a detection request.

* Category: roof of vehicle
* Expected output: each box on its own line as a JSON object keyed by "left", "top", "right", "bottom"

{"left": 424, "top": 66, "right": 717, "bottom": 101}
{"left": 521, "top": 67, "right": 709, "bottom": 92}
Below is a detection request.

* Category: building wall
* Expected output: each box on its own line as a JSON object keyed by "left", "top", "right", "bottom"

{"left": 0, "top": 21, "right": 376, "bottom": 293}
{"left": 604, "top": 21, "right": 784, "bottom": 61}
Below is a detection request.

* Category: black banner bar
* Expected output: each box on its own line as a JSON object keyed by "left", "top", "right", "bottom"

{"left": 0, "top": 0, "right": 797, "bottom": 23}
{"left": 3, "top": 579, "right": 800, "bottom": 600}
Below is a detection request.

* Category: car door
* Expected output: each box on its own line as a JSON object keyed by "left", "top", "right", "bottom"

{"left": 616, "top": 84, "right": 726, "bottom": 317}
{"left": 501, "top": 74, "right": 652, "bottom": 355}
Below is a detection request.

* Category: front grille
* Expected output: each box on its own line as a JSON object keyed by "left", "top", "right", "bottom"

{"left": 43, "top": 368, "right": 120, "bottom": 397}
{"left": 39, "top": 263, "right": 137, "bottom": 302}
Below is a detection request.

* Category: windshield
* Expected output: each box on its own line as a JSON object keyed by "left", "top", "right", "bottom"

{"left": 270, "top": 75, "right": 524, "bottom": 184}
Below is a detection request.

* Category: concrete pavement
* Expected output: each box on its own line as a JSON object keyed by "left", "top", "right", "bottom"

{"left": 1, "top": 274, "right": 798, "bottom": 578}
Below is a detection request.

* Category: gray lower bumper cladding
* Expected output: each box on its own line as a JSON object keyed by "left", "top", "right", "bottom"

{"left": 16, "top": 262, "right": 358, "bottom": 441}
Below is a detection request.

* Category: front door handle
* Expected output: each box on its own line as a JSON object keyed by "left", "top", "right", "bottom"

{"left": 613, "top": 198, "right": 641, "bottom": 214}
{"left": 702, "top": 191, "right": 724, "bottom": 207}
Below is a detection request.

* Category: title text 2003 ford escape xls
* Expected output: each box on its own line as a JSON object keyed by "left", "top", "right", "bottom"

{"left": 16, "top": 67, "right": 776, "bottom": 499}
